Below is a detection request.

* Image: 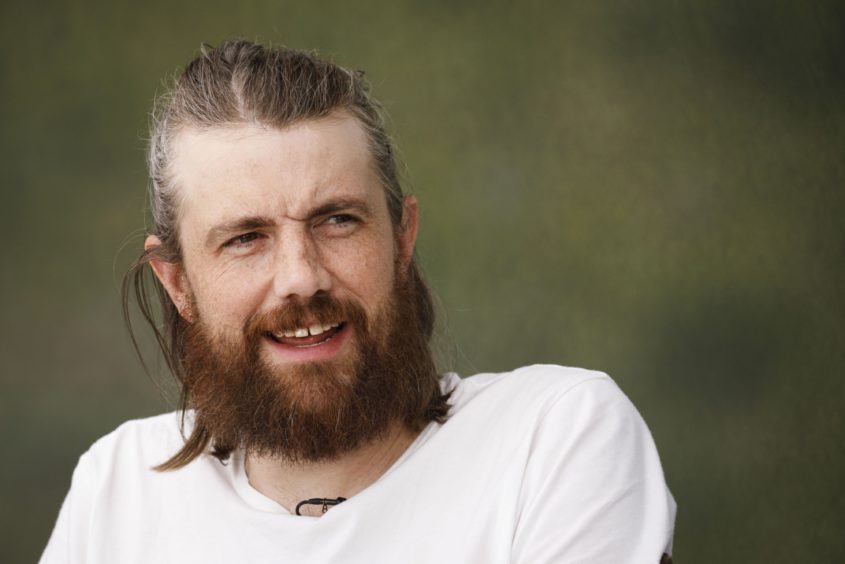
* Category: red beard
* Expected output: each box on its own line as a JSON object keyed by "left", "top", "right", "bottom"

{"left": 179, "top": 271, "right": 440, "bottom": 464}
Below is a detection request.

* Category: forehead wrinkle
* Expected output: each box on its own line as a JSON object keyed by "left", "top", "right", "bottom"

{"left": 171, "top": 116, "right": 383, "bottom": 241}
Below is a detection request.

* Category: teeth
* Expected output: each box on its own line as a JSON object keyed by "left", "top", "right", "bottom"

{"left": 272, "top": 322, "right": 341, "bottom": 340}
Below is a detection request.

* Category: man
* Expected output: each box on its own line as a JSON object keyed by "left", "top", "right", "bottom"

{"left": 41, "top": 40, "right": 676, "bottom": 563}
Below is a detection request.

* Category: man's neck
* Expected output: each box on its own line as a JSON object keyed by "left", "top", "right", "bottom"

{"left": 244, "top": 422, "right": 418, "bottom": 517}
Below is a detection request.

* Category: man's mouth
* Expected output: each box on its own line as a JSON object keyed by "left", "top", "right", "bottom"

{"left": 266, "top": 322, "right": 344, "bottom": 347}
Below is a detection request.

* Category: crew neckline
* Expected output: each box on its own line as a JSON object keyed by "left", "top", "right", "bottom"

{"left": 228, "top": 374, "right": 459, "bottom": 514}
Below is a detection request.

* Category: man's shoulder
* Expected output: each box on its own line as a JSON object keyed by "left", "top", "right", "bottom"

{"left": 83, "top": 411, "right": 188, "bottom": 470}
{"left": 439, "top": 364, "right": 632, "bottom": 437}
{"left": 449, "top": 364, "right": 618, "bottom": 409}
{"left": 459, "top": 363, "right": 611, "bottom": 387}
{"left": 91, "top": 411, "right": 185, "bottom": 447}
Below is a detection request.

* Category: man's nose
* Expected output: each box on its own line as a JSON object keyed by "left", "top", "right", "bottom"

{"left": 271, "top": 231, "right": 332, "bottom": 300}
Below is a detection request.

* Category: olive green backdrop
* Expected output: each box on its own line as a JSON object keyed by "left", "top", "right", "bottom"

{"left": 2, "top": 1, "right": 843, "bottom": 562}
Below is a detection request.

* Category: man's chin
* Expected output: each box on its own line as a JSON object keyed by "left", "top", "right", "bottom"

{"left": 179, "top": 280, "right": 434, "bottom": 462}
{"left": 258, "top": 349, "right": 359, "bottom": 404}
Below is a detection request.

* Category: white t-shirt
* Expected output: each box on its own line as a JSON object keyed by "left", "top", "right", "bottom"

{"left": 41, "top": 365, "right": 676, "bottom": 563}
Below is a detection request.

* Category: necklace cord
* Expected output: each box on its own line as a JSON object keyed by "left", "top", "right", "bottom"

{"left": 295, "top": 497, "right": 348, "bottom": 516}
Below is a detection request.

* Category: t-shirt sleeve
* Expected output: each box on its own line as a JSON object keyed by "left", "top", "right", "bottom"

{"left": 39, "top": 451, "right": 96, "bottom": 564}
{"left": 511, "top": 377, "right": 676, "bottom": 564}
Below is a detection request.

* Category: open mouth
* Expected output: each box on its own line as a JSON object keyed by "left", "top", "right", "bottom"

{"left": 266, "top": 322, "right": 345, "bottom": 348}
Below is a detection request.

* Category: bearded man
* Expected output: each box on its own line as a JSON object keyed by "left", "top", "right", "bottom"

{"left": 41, "top": 40, "right": 676, "bottom": 563}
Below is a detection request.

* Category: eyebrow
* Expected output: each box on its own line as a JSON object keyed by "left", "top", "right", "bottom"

{"left": 204, "top": 216, "right": 276, "bottom": 249}
{"left": 307, "top": 198, "right": 373, "bottom": 220}
{"left": 203, "top": 197, "right": 374, "bottom": 250}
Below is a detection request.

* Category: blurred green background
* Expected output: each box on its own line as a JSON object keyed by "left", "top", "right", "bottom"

{"left": 2, "top": 0, "right": 843, "bottom": 562}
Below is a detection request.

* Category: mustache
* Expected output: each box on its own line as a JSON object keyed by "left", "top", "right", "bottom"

{"left": 246, "top": 292, "right": 368, "bottom": 336}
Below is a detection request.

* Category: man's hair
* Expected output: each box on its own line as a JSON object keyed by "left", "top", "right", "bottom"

{"left": 122, "top": 40, "right": 448, "bottom": 464}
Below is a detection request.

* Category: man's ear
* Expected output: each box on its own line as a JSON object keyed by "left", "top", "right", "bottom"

{"left": 397, "top": 195, "right": 419, "bottom": 269}
{"left": 145, "top": 235, "right": 194, "bottom": 321}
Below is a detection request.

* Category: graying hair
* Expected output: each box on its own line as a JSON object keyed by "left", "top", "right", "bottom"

{"left": 147, "top": 39, "right": 405, "bottom": 256}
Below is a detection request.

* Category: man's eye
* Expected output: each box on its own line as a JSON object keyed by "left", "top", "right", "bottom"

{"left": 326, "top": 214, "right": 356, "bottom": 225}
{"left": 320, "top": 214, "right": 360, "bottom": 235}
{"left": 224, "top": 232, "right": 261, "bottom": 248}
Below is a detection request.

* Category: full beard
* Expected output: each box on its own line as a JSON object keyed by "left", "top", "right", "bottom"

{"left": 180, "top": 271, "right": 438, "bottom": 464}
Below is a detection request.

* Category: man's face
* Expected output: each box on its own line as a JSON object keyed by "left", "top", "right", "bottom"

{"left": 159, "top": 112, "right": 416, "bottom": 378}
{"left": 148, "top": 113, "right": 424, "bottom": 460}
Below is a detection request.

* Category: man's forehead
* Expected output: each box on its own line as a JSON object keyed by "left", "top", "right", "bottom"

{"left": 169, "top": 113, "right": 385, "bottom": 227}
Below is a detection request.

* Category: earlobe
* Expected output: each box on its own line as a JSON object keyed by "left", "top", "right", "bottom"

{"left": 145, "top": 235, "right": 194, "bottom": 321}
{"left": 398, "top": 196, "right": 419, "bottom": 268}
